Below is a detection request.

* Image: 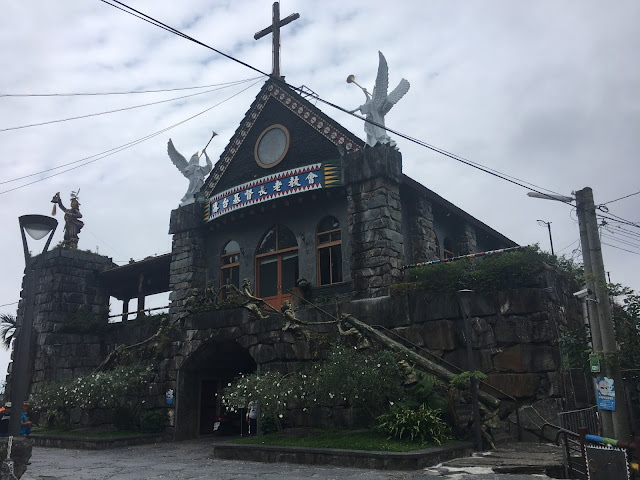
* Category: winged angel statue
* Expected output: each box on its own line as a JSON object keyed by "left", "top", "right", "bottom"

{"left": 167, "top": 138, "right": 213, "bottom": 206}
{"left": 349, "top": 51, "right": 410, "bottom": 147}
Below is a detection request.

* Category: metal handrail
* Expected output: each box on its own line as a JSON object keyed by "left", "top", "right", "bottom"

{"left": 373, "top": 324, "right": 522, "bottom": 439}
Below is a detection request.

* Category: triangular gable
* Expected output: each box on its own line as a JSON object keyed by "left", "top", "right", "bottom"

{"left": 203, "top": 80, "right": 364, "bottom": 198}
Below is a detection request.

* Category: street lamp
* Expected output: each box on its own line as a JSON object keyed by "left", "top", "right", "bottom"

{"left": 456, "top": 289, "right": 482, "bottom": 451}
{"left": 536, "top": 220, "right": 555, "bottom": 256}
{"left": 9, "top": 215, "right": 57, "bottom": 435}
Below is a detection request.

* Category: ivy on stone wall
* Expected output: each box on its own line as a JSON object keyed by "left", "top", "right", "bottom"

{"left": 395, "top": 246, "right": 583, "bottom": 295}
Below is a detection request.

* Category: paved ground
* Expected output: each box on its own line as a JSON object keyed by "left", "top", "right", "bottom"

{"left": 21, "top": 438, "right": 555, "bottom": 480}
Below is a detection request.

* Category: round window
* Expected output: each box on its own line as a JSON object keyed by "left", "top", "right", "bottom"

{"left": 254, "top": 124, "right": 290, "bottom": 168}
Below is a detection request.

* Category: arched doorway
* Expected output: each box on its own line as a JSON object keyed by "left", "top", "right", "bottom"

{"left": 255, "top": 224, "right": 299, "bottom": 311}
{"left": 175, "top": 340, "right": 256, "bottom": 440}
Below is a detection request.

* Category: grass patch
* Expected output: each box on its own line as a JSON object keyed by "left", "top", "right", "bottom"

{"left": 231, "top": 428, "right": 441, "bottom": 452}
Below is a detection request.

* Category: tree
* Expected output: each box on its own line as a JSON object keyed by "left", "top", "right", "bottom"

{"left": 0, "top": 314, "right": 17, "bottom": 350}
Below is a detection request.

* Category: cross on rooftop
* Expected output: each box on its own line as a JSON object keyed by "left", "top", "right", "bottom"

{"left": 254, "top": 1, "right": 300, "bottom": 79}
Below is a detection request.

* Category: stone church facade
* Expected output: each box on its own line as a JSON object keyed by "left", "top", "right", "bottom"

{"left": 10, "top": 79, "right": 584, "bottom": 440}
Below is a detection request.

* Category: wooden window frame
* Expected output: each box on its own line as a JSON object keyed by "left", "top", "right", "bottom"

{"left": 316, "top": 218, "right": 343, "bottom": 286}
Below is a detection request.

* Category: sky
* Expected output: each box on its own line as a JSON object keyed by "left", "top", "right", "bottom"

{"left": 1, "top": 1, "right": 639, "bottom": 381}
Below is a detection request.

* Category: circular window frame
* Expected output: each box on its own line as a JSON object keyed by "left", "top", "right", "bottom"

{"left": 254, "top": 124, "right": 290, "bottom": 169}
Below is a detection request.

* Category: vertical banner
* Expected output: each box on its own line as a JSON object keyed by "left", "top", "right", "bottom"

{"left": 596, "top": 377, "right": 615, "bottom": 411}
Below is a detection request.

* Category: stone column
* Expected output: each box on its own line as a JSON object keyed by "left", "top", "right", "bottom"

{"left": 7, "top": 249, "right": 114, "bottom": 394}
{"left": 457, "top": 222, "right": 477, "bottom": 256}
{"left": 344, "top": 145, "right": 404, "bottom": 299}
{"left": 410, "top": 197, "right": 438, "bottom": 264}
{"left": 168, "top": 202, "right": 208, "bottom": 321}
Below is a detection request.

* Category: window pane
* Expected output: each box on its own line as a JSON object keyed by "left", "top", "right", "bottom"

{"left": 331, "top": 231, "right": 341, "bottom": 242}
{"left": 318, "top": 247, "right": 331, "bottom": 285}
{"left": 278, "top": 226, "right": 297, "bottom": 249}
{"left": 281, "top": 253, "right": 299, "bottom": 293}
{"left": 221, "top": 266, "right": 239, "bottom": 288}
{"left": 318, "top": 233, "right": 331, "bottom": 244}
{"left": 258, "top": 257, "right": 278, "bottom": 297}
{"left": 318, "top": 216, "right": 339, "bottom": 232}
{"left": 223, "top": 240, "right": 240, "bottom": 255}
{"left": 257, "top": 227, "right": 277, "bottom": 254}
{"left": 331, "top": 245, "right": 343, "bottom": 283}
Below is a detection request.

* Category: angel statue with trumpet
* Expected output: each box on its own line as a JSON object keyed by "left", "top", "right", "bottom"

{"left": 348, "top": 51, "right": 410, "bottom": 147}
{"left": 167, "top": 133, "right": 216, "bottom": 206}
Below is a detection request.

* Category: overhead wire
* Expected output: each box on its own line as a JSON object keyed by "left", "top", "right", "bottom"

{"left": 0, "top": 78, "right": 256, "bottom": 133}
{"left": 1, "top": 77, "right": 259, "bottom": 185}
{"left": 602, "top": 242, "right": 640, "bottom": 256}
{"left": 602, "top": 190, "right": 640, "bottom": 206}
{"left": 0, "top": 79, "right": 263, "bottom": 195}
{"left": 0, "top": 78, "right": 261, "bottom": 98}
{"left": 100, "top": 0, "right": 574, "bottom": 207}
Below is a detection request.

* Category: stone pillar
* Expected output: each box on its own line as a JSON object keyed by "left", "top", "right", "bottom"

{"left": 410, "top": 197, "right": 438, "bottom": 264}
{"left": 457, "top": 222, "right": 477, "bottom": 255}
{"left": 7, "top": 249, "right": 114, "bottom": 394}
{"left": 344, "top": 145, "right": 404, "bottom": 299}
{"left": 168, "top": 202, "right": 208, "bottom": 321}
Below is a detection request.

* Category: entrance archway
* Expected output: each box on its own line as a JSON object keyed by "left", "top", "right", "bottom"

{"left": 175, "top": 340, "right": 256, "bottom": 440}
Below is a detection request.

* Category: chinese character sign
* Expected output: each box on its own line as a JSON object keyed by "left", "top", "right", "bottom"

{"left": 205, "top": 162, "right": 341, "bottom": 222}
{"left": 596, "top": 377, "right": 615, "bottom": 411}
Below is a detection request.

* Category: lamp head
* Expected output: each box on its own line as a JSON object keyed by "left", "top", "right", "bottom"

{"left": 19, "top": 214, "right": 58, "bottom": 259}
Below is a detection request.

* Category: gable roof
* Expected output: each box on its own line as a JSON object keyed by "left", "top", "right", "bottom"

{"left": 203, "top": 79, "right": 364, "bottom": 198}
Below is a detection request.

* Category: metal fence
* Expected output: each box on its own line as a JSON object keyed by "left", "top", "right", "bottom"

{"left": 558, "top": 405, "right": 599, "bottom": 435}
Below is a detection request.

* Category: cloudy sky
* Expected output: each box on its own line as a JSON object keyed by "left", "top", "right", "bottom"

{"left": 1, "top": 1, "right": 639, "bottom": 380}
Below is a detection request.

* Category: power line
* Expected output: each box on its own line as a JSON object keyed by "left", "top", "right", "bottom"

{"left": 0, "top": 80, "right": 262, "bottom": 195}
{"left": 101, "top": 0, "right": 574, "bottom": 207}
{"left": 602, "top": 189, "right": 640, "bottom": 205}
{"left": 0, "top": 78, "right": 256, "bottom": 133}
{"left": 602, "top": 242, "right": 640, "bottom": 256}
{"left": 601, "top": 233, "right": 640, "bottom": 249}
{"left": 1, "top": 78, "right": 259, "bottom": 185}
{"left": 0, "top": 78, "right": 261, "bottom": 98}
{"left": 0, "top": 301, "right": 18, "bottom": 309}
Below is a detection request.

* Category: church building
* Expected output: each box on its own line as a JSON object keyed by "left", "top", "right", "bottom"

{"left": 168, "top": 77, "right": 517, "bottom": 318}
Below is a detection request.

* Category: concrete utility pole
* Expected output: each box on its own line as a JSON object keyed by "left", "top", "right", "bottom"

{"left": 575, "top": 187, "right": 630, "bottom": 440}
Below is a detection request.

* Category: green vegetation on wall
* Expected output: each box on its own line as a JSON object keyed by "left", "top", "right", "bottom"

{"left": 394, "top": 246, "right": 583, "bottom": 295}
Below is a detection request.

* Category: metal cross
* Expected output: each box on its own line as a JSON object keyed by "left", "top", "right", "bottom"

{"left": 254, "top": 2, "right": 300, "bottom": 79}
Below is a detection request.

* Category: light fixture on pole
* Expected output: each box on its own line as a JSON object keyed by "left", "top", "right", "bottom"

{"left": 8, "top": 215, "right": 57, "bottom": 436}
{"left": 456, "top": 289, "right": 482, "bottom": 451}
{"left": 536, "top": 220, "right": 554, "bottom": 256}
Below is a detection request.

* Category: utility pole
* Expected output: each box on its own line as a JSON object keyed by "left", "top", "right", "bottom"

{"left": 575, "top": 187, "right": 630, "bottom": 440}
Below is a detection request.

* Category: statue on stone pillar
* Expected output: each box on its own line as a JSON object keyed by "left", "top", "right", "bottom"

{"left": 51, "top": 191, "right": 84, "bottom": 249}
{"left": 348, "top": 51, "right": 410, "bottom": 147}
{"left": 167, "top": 136, "right": 215, "bottom": 206}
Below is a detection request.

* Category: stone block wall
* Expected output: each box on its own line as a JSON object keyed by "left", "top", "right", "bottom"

{"left": 410, "top": 197, "right": 438, "bottom": 264}
{"left": 8, "top": 248, "right": 115, "bottom": 394}
{"left": 344, "top": 145, "right": 404, "bottom": 299}
{"left": 168, "top": 203, "right": 208, "bottom": 321}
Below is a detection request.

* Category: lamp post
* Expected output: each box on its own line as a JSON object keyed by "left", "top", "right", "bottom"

{"left": 8, "top": 215, "right": 57, "bottom": 436}
{"left": 537, "top": 220, "right": 554, "bottom": 256}
{"left": 456, "top": 289, "right": 482, "bottom": 451}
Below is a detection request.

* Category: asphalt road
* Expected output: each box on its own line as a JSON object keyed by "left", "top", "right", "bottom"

{"left": 21, "top": 439, "right": 552, "bottom": 480}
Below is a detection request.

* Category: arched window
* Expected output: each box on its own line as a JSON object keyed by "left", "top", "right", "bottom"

{"left": 256, "top": 225, "right": 298, "bottom": 310}
{"left": 316, "top": 216, "right": 343, "bottom": 285}
{"left": 443, "top": 237, "right": 455, "bottom": 260}
{"left": 220, "top": 240, "right": 241, "bottom": 296}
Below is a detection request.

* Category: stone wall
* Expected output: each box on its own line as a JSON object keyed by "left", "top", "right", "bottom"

{"left": 7, "top": 248, "right": 115, "bottom": 393}
{"left": 168, "top": 202, "right": 208, "bottom": 321}
{"left": 344, "top": 145, "right": 404, "bottom": 299}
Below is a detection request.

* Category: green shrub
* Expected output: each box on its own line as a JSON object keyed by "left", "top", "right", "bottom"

{"left": 140, "top": 410, "right": 166, "bottom": 433}
{"left": 375, "top": 404, "right": 450, "bottom": 445}
{"left": 114, "top": 405, "right": 139, "bottom": 431}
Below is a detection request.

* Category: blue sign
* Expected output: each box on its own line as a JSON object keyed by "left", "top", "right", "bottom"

{"left": 596, "top": 377, "right": 615, "bottom": 411}
{"left": 205, "top": 161, "right": 341, "bottom": 222}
